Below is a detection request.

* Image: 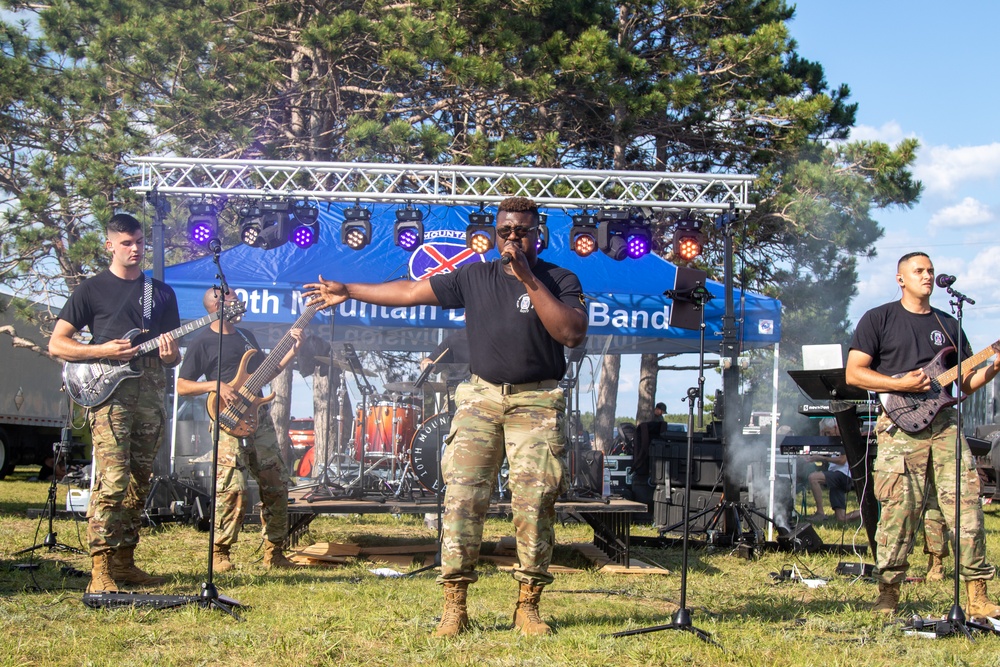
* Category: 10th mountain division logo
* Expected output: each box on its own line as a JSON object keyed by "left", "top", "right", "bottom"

{"left": 408, "top": 240, "right": 486, "bottom": 280}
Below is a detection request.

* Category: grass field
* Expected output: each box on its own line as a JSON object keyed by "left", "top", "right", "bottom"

{"left": 3, "top": 467, "right": 1000, "bottom": 666}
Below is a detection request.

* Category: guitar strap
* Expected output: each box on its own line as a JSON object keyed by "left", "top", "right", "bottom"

{"left": 142, "top": 274, "right": 153, "bottom": 333}
{"left": 932, "top": 310, "right": 958, "bottom": 351}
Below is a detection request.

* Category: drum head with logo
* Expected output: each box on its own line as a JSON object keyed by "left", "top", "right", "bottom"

{"left": 409, "top": 413, "right": 451, "bottom": 494}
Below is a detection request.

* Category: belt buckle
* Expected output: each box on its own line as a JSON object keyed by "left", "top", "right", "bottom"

{"left": 501, "top": 383, "right": 514, "bottom": 396}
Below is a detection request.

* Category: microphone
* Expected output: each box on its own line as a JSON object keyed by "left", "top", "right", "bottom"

{"left": 500, "top": 254, "right": 512, "bottom": 265}
{"left": 208, "top": 238, "right": 222, "bottom": 254}
{"left": 935, "top": 274, "right": 957, "bottom": 288}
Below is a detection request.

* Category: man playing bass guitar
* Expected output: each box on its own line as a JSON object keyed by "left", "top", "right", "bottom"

{"left": 176, "top": 286, "right": 302, "bottom": 571}
{"left": 846, "top": 251, "right": 1000, "bottom": 617}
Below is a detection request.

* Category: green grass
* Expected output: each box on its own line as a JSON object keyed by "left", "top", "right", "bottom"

{"left": 4, "top": 467, "right": 1000, "bottom": 666}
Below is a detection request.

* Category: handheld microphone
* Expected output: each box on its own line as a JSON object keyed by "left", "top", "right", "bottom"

{"left": 500, "top": 254, "right": 512, "bottom": 265}
{"left": 935, "top": 274, "right": 957, "bottom": 288}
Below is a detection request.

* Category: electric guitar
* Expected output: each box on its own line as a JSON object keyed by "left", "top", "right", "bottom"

{"left": 63, "top": 300, "right": 247, "bottom": 408}
{"left": 207, "top": 306, "right": 317, "bottom": 437}
{"left": 879, "top": 339, "right": 1000, "bottom": 433}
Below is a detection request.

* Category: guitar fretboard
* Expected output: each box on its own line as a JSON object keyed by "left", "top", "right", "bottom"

{"left": 936, "top": 340, "right": 1000, "bottom": 388}
{"left": 232, "top": 306, "right": 318, "bottom": 399}
{"left": 133, "top": 311, "right": 221, "bottom": 356}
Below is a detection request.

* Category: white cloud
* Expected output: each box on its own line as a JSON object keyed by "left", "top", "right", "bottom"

{"left": 928, "top": 197, "right": 995, "bottom": 231}
{"left": 913, "top": 143, "right": 1000, "bottom": 196}
{"left": 849, "top": 121, "right": 908, "bottom": 144}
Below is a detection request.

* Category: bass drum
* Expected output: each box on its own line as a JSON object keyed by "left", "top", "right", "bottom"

{"left": 408, "top": 413, "right": 510, "bottom": 499}
{"left": 409, "top": 413, "right": 451, "bottom": 494}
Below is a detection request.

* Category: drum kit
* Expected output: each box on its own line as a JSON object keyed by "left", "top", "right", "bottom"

{"left": 303, "top": 351, "right": 482, "bottom": 501}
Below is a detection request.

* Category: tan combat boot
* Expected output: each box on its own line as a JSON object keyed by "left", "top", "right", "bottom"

{"left": 87, "top": 551, "right": 120, "bottom": 593}
{"left": 926, "top": 553, "right": 945, "bottom": 582}
{"left": 109, "top": 545, "right": 166, "bottom": 586}
{"left": 965, "top": 579, "right": 1000, "bottom": 619}
{"left": 513, "top": 582, "right": 553, "bottom": 635}
{"left": 263, "top": 540, "right": 296, "bottom": 569}
{"left": 432, "top": 582, "right": 469, "bottom": 637}
{"left": 213, "top": 545, "right": 234, "bottom": 573}
{"left": 872, "top": 581, "right": 901, "bottom": 615}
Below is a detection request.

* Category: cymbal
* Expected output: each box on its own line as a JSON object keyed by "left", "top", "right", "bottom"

{"left": 313, "top": 356, "right": 376, "bottom": 377}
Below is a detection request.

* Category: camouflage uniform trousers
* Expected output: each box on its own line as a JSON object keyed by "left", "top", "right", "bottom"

{"left": 873, "top": 409, "right": 993, "bottom": 585}
{"left": 436, "top": 377, "right": 567, "bottom": 587}
{"left": 212, "top": 406, "right": 290, "bottom": 548}
{"left": 922, "top": 487, "right": 949, "bottom": 559}
{"left": 86, "top": 361, "right": 167, "bottom": 556}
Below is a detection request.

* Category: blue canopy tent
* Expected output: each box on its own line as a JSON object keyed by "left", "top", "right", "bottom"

{"left": 161, "top": 202, "right": 781, "bottom": 354}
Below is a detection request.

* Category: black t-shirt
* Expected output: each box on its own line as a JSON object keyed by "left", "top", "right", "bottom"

{"left": 58, "top": 269, "right": 180, "bottom": 356}
{"left": 431, "top": 329, "right": 471, "bottom": 365}
{"left": 850, "top": 301, "right": 971, "bottom": 378}
{"left": 429, "top": 259, "right": 584, "bottom": 384}
{"left": 179, "top": 327, "right": 262, "bottom": 384}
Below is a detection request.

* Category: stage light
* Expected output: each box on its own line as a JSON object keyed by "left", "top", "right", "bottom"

{"left": 625, "top": 219, "right": 652, "bottom": 259}
{"left": 535, "top": 221, "right": 549, "bottom": 253}
{"left": 597, "top": 209, "right": 630, "bottom": 261}
{"left": 570, "top": 213, "right": 598, "bottom": 257}
{"left": 187, "top": 200, "right": 218, "bottom": 246}
{"left": 288, "top": 200, "right": 319, "bottom": 249}
{"left": 341, "top": 206, "right": 372, "bottom": 250}
{"left": 239, "top": 200, "right": 291, "bottom": 250}
{"left": 394, "top": 207, "right": 424, "bottom": 251}
{"left": 465, "top": 211, "right": 495, "bottom": 254}
{"left": 672, "top": 216, "right": 704, "bottom": 262}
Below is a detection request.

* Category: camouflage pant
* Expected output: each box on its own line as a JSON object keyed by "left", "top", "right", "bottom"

{"left": 436, "top": 378, "right": 567, "bottom": 587}
{"left": 922, "top": 483, "right": 949, "bottom": 558}
{"left": 86, "top": 364, "right": 167, "bottom": 555}
{"left": 213, "top": 408, "right": 290, "bottom": 548}
{"left": 873, "top": 410, "right": 993, "bottom": 584}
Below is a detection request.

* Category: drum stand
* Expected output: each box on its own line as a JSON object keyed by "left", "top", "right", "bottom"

{"left": 302, "top": 372, "right": 350, "bottom": 502}
{"left": 343, "top": 343, "right": 381, "bottom": 498}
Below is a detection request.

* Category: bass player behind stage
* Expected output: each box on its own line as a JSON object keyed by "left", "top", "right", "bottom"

{"left": 846, "top": 251, "right": 1000, "bottom": 617}
{"left": 48, "top": 213, "right": 180, "bottom": 594}
{"left": 176, "top": 287, "right": 302, "bottom": 571}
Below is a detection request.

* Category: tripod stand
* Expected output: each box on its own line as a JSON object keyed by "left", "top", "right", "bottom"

{"left": 16, "top": 427, "right": 87, "bottom": 557}
{"left": 611, "top": 387, "right": 716, "bottom": 645}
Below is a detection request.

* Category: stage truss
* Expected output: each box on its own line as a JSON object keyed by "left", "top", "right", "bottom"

{"left": 132, "top": 157, "right": 755, "bottom": 212}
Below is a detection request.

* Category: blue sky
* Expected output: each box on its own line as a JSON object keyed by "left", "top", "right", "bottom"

{"left": 601, "top": 2, "right": 1000, "bottom": 423}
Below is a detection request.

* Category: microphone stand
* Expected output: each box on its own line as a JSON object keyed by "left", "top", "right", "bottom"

{"left": 197, "top": 239, "right": 244, "bottom": 617}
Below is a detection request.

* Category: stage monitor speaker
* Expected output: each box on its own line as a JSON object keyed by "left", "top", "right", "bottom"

{"left": 777, "top": 523, "right": 824, "bottom": 553}
{"left": 570, "top": 450, "right": 604, "bottom": 495}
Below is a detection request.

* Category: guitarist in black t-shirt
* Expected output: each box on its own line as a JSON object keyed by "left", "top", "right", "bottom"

{"left": 49, "top": 213, "right": 180, "bottom": 594}
{"left": 176, "top": 286, "right": 302, "bottom": 571}
{"left": 846, "top": 251, "right": 1000, "bottom": 617}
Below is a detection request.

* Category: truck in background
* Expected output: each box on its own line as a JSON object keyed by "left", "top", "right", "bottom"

{"left": 0, "top": 297, "right": 81, "bottom": 479}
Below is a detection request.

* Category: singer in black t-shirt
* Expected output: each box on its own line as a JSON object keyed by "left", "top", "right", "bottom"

{"left": 305, "top": 196, "right": 587, "bottom": 637}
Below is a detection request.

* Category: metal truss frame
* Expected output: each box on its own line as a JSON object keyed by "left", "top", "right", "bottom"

{"left": 132, "top": 157, "right": 755, "bottom": 212}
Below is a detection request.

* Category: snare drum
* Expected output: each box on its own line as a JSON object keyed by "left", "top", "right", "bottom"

{"left": 353, "top": 401, "right": 419, "bottom": 460}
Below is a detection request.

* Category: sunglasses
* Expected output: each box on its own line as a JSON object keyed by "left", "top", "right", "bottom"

{"left": 495, "top": 225, "right": 538, "bottom": 239}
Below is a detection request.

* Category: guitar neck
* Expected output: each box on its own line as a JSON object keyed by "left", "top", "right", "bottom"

{"left": 133, "top": 311, "right": 221, "bottom": 356}
{"left": 240, "top": 307, "right": 318, "bottom": 394}
{"left": 936, "top": 340, "right": 1000, "bottom": 388}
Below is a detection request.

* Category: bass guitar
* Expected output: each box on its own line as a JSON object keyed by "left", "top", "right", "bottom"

{"left": 64, "top": 300, "right": 246, "bottom": 408}
{"left": 879, "top": 339, "right": 1000, "bottom": 433}
{"left": 207, "top": 306, "right": 317, "bottom": 437}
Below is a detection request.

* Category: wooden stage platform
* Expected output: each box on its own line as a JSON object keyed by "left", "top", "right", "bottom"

{"left": 285, "top": 486, "right": 648, "bottom": 566}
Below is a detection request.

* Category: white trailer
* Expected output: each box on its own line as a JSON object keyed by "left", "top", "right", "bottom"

{"left": 0, "top": 298, "right": 76, "bottom": 478}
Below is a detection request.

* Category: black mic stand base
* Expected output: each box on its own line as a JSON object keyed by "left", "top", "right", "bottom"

{"left": 609, "top": 607, "right": 717, "bottom": 645}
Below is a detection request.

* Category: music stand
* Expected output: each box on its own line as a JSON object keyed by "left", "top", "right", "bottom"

{"left": 786, "top": 368, "right": 878, "bottom": 556}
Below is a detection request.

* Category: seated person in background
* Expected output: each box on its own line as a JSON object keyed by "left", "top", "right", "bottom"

{"left": 807, "top": 417, "right": 860, "bottom": 522}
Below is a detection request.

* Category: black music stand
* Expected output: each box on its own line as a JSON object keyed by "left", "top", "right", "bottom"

{"left": 787, "top": 368, "right": 878, "bottom": 557}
